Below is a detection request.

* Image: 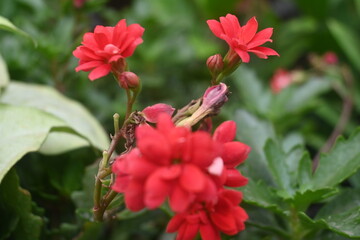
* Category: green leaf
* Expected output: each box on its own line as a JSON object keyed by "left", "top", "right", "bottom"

{"left": 233, "top": 67, "right": 271, "bottom": 116}
{"left": 0, "top": 104, "right": 66, "bottom": 183}
{"left": 242, "top": 179, "right": 286, "bottom": 213}
{"left": 310, "top": 128, "right": 360, "bottom": 190}
{"left": 0, "top": 54, "right": 9, "bottom": 89}
{"left": 264, "top": 140, "right": 293, "bottom": 196}
{"left": 0, "top": 169, "right": 43, "bottom": 240}
{"left": 292, "top": 188, "right": 338, "bottom": 211}
{"left": 328, "top": 19, "right": 360, "bottom": 72}
{"left": 0, "top": 82, "right": 109, "bottom": 155}
{"left": 234, "top": 110, "right": 276, "bottom": 183}
{"left": 315, "top": 189, "right": 360, "bottom": 238}
{"left": 270, "top": 78, "right": 331, "bottom": 120}
{"left": 0, "top": 16, "right": 36, "bottom": 46}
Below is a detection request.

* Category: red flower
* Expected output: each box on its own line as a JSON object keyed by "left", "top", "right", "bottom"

{"left": 73, "top": 19, "right": 144, "bottom": 81}
{"left": 112, "top": 114, "right": 220, "bottom": 212}
{"left": 112, "top": 115, "right": 250, "bottom": 215}
{"left": 166, "top": 189, "right": 248, "bottom": 240}
{"left": 207, "top": 14, "right": 279, "bottom": 63}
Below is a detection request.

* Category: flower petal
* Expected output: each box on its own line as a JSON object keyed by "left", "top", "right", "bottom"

{"left": 241, "top": 17, "right": 258, "bottom": 43}
{"left": 213, "top": 121, "right": 236, "bottom": 143}
{"left": 88, "top": 64, "right": 111, "bottom": 81}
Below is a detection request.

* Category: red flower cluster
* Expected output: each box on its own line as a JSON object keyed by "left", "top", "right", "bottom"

{"left": 112, "top": 114, "right": 249, "bottom": 239}
{"left": 73, "top": 19, "right": 144, "bottom": 81}
{"left": 207, "top": 14, "right": 279, "bottom": 63}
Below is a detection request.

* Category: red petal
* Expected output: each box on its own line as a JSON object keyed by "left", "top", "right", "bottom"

{"left": 169, "top": 185, "right": 194, "bottom": 212}
{"left": 177, "top": 222, "right": 199, "bottom": 240}
{"left": 183, "top": 132, "right": 218, "bottom": 168}
{"left": 142, "top": 103, "right": 175, "bottom": 123}
{"left": 241, "top": 17, "right": 258, "bottom": 43}
{"left": 220, "top": 189, "right": 243, "bottom": 206}
{"left": 234, "top": 48, "right": 250, "bottom": 63}
{"left": 226, "top": 14, "right": 241, "bottom": 34}
{"left": 224, "top": 169, "right": 248, "bottom": 187}
{"left": 136, "top": 125, "right": 171, "bottom": 165}
{"left": 220, "top": 16, "right": 236, "bottom": 38}
{"left": 88, "top": 64, "right": 111, "bottom": 81}
{"left": 207, "top": 20, "right": 224, "bottom": 39}
{"left": 124, "top": 180, "right": 145, "bottom": 211}
{"left": 211, "top": 211, "right": 237, "bottom": 235}
{"left": 180, "top": 164, "right": 206, "bottom": 192}
{"left": 213, "top": 121, "right": 236, "bottom": 143}
{"left": 199, "top": 224, "right": 221, "bottom": 240}
{"left": 75, "top": 60, "right": 103, "bottom": 72}
{"left": 249, "top": 46, "right": 279, "bottom": 57}
{"left": 247, "top": 27, "right": 273, "bottom": 48}
{"left": 222, "top": 142, "right": 250, "bottom": 168}
{"left": 166, "top": 213, "right": 186, "bottom": 232}
{"left": 145, "top": 169, "right": 171, "bottom": 209}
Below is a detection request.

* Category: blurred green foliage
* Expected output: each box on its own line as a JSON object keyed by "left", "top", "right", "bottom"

{"left": 0, "top": 0, "right": 360, "bottom": 239}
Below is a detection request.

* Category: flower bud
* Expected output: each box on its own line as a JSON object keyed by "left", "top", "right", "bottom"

{"left": 176, "top": 83, "right": 229, "bottom": 127}
{"left": 142, "top": 103, "right": 175, "bottom": 123}
{"left": 207, "top": 54, "right": 224, "bottom": 76}
{"left": 202, "top": 82, "right": 229, "bottom": 110}
{"left": 118, "top": 71, "right": 140, "bottom": 89}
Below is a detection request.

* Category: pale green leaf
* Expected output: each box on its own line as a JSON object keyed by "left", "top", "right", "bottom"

{"left": 0, "top": 82, "right": 109, "bottom": 154}
{"left": 234, "top": 109, "right": 276, "bottom": 183}
{"left": 0, "top": 54, "right": 9, "bottom": 89}
{"left": 328, "top": 19, "right": 360, "bottom": 72}
{"left": 233, "top": 67, "right": 271, "bottom": 116}
{"left": 310, "top": 128, "right": 360, "bottom": 190}
{"left": 0, "top": 104, "right": 67, "bottom": 183}
{"left": 0, "top": 16, "right": 36, "bottom": 46}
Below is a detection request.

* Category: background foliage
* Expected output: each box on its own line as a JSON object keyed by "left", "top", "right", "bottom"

{"left": 0, "top": 0, "right": 360, "bottom": 239}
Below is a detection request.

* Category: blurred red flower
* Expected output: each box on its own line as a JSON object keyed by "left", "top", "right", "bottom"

{"left": 207, "top": 14, "right": 279, "bottom": 63}
{"left": 73, "top": 19, "right": 144, "bottom": 80}
{"left": 270, "top": 68, "right": 293, "bottom": 93}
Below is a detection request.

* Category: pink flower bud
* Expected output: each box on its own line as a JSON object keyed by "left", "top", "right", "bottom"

{"left": 323, "top": 51, "right": 338, "bottom": 65}
{"left": 74, "top": 0, "right": 86, "bottom": 8}
{"left": 207, "top": 54, "right": 224, "bottom": 76}
{"left": 118, "top": 71, "right": 140, "bottom": 89}
{"left": 142, "top": 103, "right": 175, "bottom": 123}
{"left": 202, "top": 83, "right": 228, "bottom": 110}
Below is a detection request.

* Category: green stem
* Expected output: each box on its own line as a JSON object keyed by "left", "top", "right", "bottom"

{"left": 289, "top": 207, "right": 304, "bottom": 240}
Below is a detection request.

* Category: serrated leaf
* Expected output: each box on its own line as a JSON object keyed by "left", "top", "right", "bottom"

{"left": 242, "top": 179, "right": 286, "bottom": 213}
{"left": 0, "top": 16, "right": 36, "bottom": 46}
{"left": 264, "top": 140, "right": 293, "bottom": 196}
{"left": 234, "top": 109, "right": 276, "bottom": 183}
{"left": 310, "top": 128, "right": 360, "bottom": 190}
{"left": 0, "top": 169, "right": 43, "bottom": 240}
{"left": 0, "top": 82, "right": 109, "bottom": 154}
{"left": 0, "top": 54, "right": 9, "bottom": 89}
{"left": 328, "top": 19, "right": 360, "bottom": 72}
{"left": 292, "top": 188, "right": 338, "bottom": 211}
{"left": 0, "top": 104, "right": 66, "bottom": 183}
{"left": 315, "top": 189, "right": 360, "bottom": 238}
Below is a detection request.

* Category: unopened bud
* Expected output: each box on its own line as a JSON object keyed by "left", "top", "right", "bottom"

{"left": 176, "top": 83, "right": 229, "bottom": 127}
{"left": 207, "top": 54, "right": 224, "bottom": 76}
{"left": 202, "top": 83, "right": 228, "bottom": 110}
{"left": 118, "top": 71, "right": 140, "bottom": 89}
